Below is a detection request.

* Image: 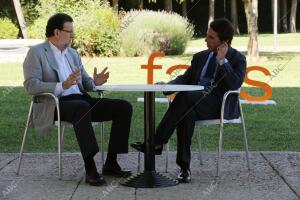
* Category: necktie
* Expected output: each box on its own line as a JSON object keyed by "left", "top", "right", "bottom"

{"left": 199, "top": 52, "right": 217, "bottom": 86}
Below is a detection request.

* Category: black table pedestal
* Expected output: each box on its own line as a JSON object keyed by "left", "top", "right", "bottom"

{"left": 121, "top": 92, "right": 178, "bottom": 188}
{"left": 121, "top": 171, "right": 178, "bottom": 188}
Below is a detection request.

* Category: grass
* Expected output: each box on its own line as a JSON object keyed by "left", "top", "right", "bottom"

{"left": 0, "top": 87, "right": 299, "bottom": 153}
{"left": 188, "top": 33, "right": 300, "bottom": 49}
{"left": 0, "top": 34, "right": 299, "bottom": 153}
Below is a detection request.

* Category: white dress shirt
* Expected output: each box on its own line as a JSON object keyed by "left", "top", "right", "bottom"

{"left": 49, "top": 41, "right": 82, "bottom": 97}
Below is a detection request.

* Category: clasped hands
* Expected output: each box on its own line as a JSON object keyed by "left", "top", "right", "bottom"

{"left": 62, "top": 67, "right": 109, "bottom": 90}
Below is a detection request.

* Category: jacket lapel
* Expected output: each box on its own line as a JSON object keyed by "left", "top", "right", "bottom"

{"left": 43, "top": 41, "right": 60, "bottom": 73}
{"left": 65, "top": 52, "right": 78, "bottom": 72}
{"left": 195, "top": 50, "right": 211, "bottom": 84}
{"left": 65, "top": 50, "right": 85, "bottom": 92}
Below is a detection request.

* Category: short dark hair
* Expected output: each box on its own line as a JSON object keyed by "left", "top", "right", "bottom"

{"left": 209, "top": 18, "right": 234, "bottom": 45}
{"left": 45, "top": 13, "right": 73, "bottom": 38}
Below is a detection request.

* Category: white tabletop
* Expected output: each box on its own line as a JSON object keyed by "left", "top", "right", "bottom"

{"left": 95, "top": 84, "right": 204, "bottom": 92}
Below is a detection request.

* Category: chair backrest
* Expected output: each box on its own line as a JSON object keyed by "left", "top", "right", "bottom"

{"left": 193, "top": 89, "right": 243, "bottom": 125}
{"left": 222, "top": 90, "right": 241, "bottom": 120}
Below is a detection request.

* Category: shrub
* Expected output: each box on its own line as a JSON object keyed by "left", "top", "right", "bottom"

{"left": 72, "top": 6, "right": 120, "bottom": 56}
{"left": 28, "top": 0, "right": 120, "bottom": 56}
{"left": 120, "top": 10, "right": 194, "bottom": 56}
{"left": 0, "top": 18, "right": 19, "bottom": 39}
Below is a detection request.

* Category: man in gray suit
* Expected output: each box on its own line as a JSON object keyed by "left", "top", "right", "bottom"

{"left": 23, "top": 13, "right": 132, "bottom": 186}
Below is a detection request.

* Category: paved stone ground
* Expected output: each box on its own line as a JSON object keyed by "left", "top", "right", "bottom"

{"left": 0, "top": 152, "right": 300, "bottom": 200}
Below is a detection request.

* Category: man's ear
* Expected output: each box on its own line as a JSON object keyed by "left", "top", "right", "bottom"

{"left": 54, "top": 29, "right": 59, "bottom": 37}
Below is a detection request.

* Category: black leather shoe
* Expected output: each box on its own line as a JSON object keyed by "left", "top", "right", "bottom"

{"left": 130, "top": 142, "right": 163, "bottom": 155}
{"left": 85, "top": 171, "right": 106, "bottom": 186}
{"left": 102, "top": 167, "right": 132, "bottom": 178}
{"left": 177, "top": 169, "right": 191, "bottom": 183}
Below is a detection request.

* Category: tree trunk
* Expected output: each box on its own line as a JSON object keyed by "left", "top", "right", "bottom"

{"left": 244, "top": 0, "right": 259, "bottom": 61}
{"left": 138, "top": 0, "right": 143, "bottom": 10}
{"left": 182, "top": 0, "right": 187, "bottom": 17}
{"left": 164, "top": 0, "right": 173, "bottom": 12}
{"left": 290, "top": 0, "right": 297, "bottom": 33}
{"left": 208, "top": 0, "right": 215, "bottom": 26}
{"left": 13, "top": 0, "right": 27, "bottom": 39}
{"left": 231, "top": 0, "right": 240, "bottom": 35}
{"left": 281, "top": 0, "right": 288, "bottom": 33}
{"left": 112, "top": 0, "right": 118, "bottom": 12}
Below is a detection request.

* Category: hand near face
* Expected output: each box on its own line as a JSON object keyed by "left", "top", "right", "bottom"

{"left": 216, "top": 42, "right": 228, "bottom": 61}
{"left": 62, "top": 69, "right": 81, "bottom": 90}
{"left": 93, "top": 67, "right": 109, "bottom": 86}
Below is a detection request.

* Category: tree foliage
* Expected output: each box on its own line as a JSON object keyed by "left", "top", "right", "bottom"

{"left": 28, "top": 0, "right": 120, "bottom": 56}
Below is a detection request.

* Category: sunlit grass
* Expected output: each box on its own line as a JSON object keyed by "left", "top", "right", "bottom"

{"left": 0, "top": 34, "right": 299, "bottom": 152}
{"left": 188, "top": 33, "right": 300, "bottom": 49}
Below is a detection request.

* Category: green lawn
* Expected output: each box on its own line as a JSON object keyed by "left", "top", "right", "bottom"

{"left": 0, "top": 35, "right": 299, "bottom": 153}
{"left": 188, "top": 33, "right": 300, "bottom": 49}
{"left": 0, "top": 87, "right": 299, "bottom": 153}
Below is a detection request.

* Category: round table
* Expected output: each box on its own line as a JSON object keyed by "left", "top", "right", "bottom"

{"left": 95, "top": 84, "right": 204, "bottom": 188}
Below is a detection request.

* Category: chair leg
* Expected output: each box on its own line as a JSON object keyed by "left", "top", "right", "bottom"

{"left": 165, "top": 142, "right": 169, "bottom": 173}
{"left": 61, "top": 126, "right": 65, "bottom": 153}
{"left": 16, "top": 101, "right": 33, "bottom": 175}
{"left": 241, "top": 120, "right": 250, "bottom": 171}
{"left": 239, "top": 101, "right": 250, "bottom": 171}
{"left": 58, "top": 123, "right": 63, "bottom": 180}
{"left": 197, "top": 128, "right": 203, "bottom": 166}
{"left": 217, "top": 123, "right": 224, "bottom": 177}
{"left": 100, "top": 122, "right": 105, "bottom": 168}
{"left": 137, "top": 152, "right": 141, "bottom": 173}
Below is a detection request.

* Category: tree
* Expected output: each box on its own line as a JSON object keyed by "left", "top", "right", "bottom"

{"left": 182, "top": 0, "right": 187, "bottom": 17}
{"left": 164, "top": 0, "right": 173, "bottom": 12}
{"left": 231, "top": 0, "right": 240, "bottom": 35}
{"left": 112, "top": 0, "right": 118, "bottom": 11}
{"left": 149, "top": 0, "right": 186, "bottom": 12}
{"left": 281, "top": 0, "right": 288, "bottom": 33}
{"left": 138, "top": 0, "right": 144, "bottom": 9}
{"left": 13, "top": 0, "right": 27, "bottom": 38}
{"left": 208, "top": 0, "right": 215, "bottom": 26}
{"left": 290, "top": 0, "right": 298, "bottom": 33}
{"left": 243, "top": 0, "right": 259, "bottom": 61}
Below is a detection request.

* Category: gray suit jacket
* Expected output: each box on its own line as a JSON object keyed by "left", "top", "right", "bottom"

{"left": 23, "top": 40, "right": 94, "bottom": 133}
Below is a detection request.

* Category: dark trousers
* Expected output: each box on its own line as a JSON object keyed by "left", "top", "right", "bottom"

{"left": 56, "top": 94, "right": 132, "bottom": 160}
{"left": 155, "top": 91, "right": 221, "bottom": 170}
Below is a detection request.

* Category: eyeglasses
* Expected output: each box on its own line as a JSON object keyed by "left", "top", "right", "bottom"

{"left": 60, "top": 29, "right": 74, "bottom": 34}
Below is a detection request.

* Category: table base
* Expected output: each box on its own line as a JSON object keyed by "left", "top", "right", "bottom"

{"left": 120, "top": 171, "right": 178, "bottom": 188}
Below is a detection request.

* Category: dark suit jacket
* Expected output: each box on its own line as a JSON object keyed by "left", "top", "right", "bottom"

{"left": 169, "top": 47, "right": 246, "bottom": 119}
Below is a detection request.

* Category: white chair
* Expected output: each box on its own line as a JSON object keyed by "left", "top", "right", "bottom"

{"left": 165, "top": 89, "right": 250, "bottom": 176}
{"left": 16, "top": 92, "right": 105, "bottom": 179}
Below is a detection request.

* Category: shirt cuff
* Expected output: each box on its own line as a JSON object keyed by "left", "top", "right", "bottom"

{"left": 54, "top": 82, "right": 64, "bottom": 96}
{"left": 217, "top": 58, "right": 228, "bottom": 66}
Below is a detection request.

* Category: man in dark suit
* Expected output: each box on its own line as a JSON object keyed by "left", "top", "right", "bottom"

{"left": 132, "top": 18, "right": 246, "bottom": 183}
{"left": 23, "top": 13, "right": 132, "bottom": 186}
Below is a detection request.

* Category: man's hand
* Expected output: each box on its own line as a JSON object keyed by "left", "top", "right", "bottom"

{"left": 216, "top": 42, "right": 228, "bottom": 61}
{"left": 62, "top": 69, "right": 81, "bottom": 90}
{"left": 93, "top": 67, "right": 109, "bottom": 86}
